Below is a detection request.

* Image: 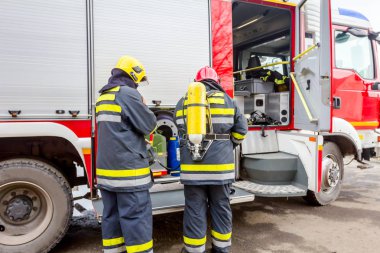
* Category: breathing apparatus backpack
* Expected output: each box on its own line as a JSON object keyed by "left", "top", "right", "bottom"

{"left": 184, "top": 82, "right": 230, "bottom": 161}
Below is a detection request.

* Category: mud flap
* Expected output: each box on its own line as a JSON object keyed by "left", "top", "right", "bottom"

{"left": 92, "top": 184, "right": 254, "bottom": 218}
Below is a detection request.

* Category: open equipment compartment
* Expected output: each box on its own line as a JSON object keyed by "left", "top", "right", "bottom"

{"left": 232, "top": 1, "right": 292, "bottom": 127}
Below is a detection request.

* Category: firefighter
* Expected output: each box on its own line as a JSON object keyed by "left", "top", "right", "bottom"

{"left": 96, "top": 55, "right": 157, "bottom": 253}
{"left": 174, "top": 66, "right": 248, "bottom": 253}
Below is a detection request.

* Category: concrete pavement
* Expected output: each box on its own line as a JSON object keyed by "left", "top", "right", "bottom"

{"left": 51, "top": 160, "right": 380, "bottom": 253}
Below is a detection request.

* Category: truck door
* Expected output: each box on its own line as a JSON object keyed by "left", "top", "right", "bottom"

{"left": 292, "top": 0, "right": 332, "bottom": 131}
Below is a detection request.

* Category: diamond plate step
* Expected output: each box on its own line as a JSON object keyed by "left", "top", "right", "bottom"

{"left": 233, "top": 180, "right": 307, "bottom": 197}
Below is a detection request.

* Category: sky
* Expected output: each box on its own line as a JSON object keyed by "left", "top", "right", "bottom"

{"left": 334, "top": 0, "right": 380, "bottom": 31}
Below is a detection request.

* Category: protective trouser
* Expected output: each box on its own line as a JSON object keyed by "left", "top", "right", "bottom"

{"left": 183, "top": 185, "right": 232, "bottom": 253}
{"left": 101, "top": 189, "right": 153, "bottom": 253}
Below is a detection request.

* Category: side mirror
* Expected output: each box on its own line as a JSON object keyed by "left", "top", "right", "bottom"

{"left": 335, "top": 32, "right": 350, "bottom": 44}
{"left": 372, "top": 82, "right": 380, "bottom": 91}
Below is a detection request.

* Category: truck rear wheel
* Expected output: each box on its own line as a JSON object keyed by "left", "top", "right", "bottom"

{"left": 303, "top": 142, "right": 344, "bottom": 206}
{"left": 0, "top": 158, "right": 72, "bottom": 253}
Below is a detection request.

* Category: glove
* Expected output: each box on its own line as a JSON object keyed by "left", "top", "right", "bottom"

{"left": 146, "top": 143, "right": 156, "bottom": 166}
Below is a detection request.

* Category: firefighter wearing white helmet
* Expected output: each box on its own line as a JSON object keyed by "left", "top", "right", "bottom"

{"left": 96, "top": 55, "right": 156, "bottom": 253}
{"left": 175, "top": 67, "right": 248, "bottom": 253}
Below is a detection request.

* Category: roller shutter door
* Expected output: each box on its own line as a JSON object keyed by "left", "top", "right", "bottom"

{"left": 93, "top": 0, "right": 211, "bottom": 106}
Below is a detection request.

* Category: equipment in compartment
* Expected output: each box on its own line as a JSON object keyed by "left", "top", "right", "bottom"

{"left": 249, "top": 111, "right": 281, "bottom": 126}
{"left": 167, "top": 137, "right": 181, "bottom": 176}
{"left": 242, "top": 92, "right": 289, "bottom": 126}
{"left": 234, "top": 79, "right": 274, "bottom": 96}
{"left": 266, "top": 92, "right": 290, "bottom": 125}
{"left": 150, "top": 133, "right": 169, "bottom": 177}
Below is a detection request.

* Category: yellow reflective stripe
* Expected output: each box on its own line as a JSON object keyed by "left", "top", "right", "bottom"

{"left": 96, "top": 104, "right": 122, "bottom": 113}
{"left": 274, "top": 79, "right": 285, "bottom": 85}
{"left": 350, "top": 121, "right": 379, "bottom": 127}
{"left": 126, "top": 240, "right": 153, "bottom": 253}
{"left": 181, "top": 163, "right": 235, "bottom": 172}
{"left": 106, "top": 86, "right": 120, "bottom": 92}
{"left": 82, "top": 148, "right": 91, "bottom": 155}
{"left": 211, "top": 230, "right": 232, "bottom": 241}
{"left": 231, "top": 132, "right": 246, "bottom": 140}
{"left": 183, "top": 236, "right": 207, "bottom": 246}
{"left": 176, "top": 108, "right": 234, "bottom": 117}
{"left": 210, "top": 92, "right": 225, "bottom": 97}
{"left": 210, "top": 108, "right": 234, "bottom": 115}
{"left": 97, "top": 94, "right": 116, "bottom": 103}
{"left": 96, "top": 168, "right": 150, "bottom": 178}
{"left": 176, "top": 110, "right": 186, "bottom": 117}
{"left": 207, "top": 97, "right": 225, "bottom": 104}
{"left": 103, "top": 237, "right": 124, "bottom": 247}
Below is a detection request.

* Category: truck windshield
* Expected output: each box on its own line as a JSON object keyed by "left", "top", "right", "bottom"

{"left": 335, "top": 31, "right": 374, "bottom": 80}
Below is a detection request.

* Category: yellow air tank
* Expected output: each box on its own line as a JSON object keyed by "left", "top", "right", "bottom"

{"left": 186, "top": 82, "right": 207, "bottom": 145}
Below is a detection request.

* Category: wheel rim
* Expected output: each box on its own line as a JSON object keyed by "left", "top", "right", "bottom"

{"left": 0, "top": 181, "right": 53, "bottom": 246}
{"left": 321, "top": 154, "right": 341, "bottom": 194}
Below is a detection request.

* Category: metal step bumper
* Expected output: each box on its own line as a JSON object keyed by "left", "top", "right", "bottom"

{"left": 233, "top": 180, "right": 307, "bottom": 197}
{"left": 93, "top": 182, "right": 255, "bottom": 217}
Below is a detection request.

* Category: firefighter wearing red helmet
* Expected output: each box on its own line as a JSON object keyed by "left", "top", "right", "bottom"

{"left": 195, "top": 66, "right": 220, "bottom": 83}
{"left": 175, "top": 66, "right": 248, "bottom": 253}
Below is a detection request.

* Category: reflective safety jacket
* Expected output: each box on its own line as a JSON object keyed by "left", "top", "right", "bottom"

{"left": 96, "top": 84, "right": 157, "bottom": 192}
{"left": 174, "top": 88, "right": 248, "bottom": 185}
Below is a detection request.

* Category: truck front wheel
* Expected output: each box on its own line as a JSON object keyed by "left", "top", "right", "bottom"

{"left": 303, "top": 142, "right": 344, "bottom": 206}
{"left": 0, "top": 158, "right": 72, "bottom": 253}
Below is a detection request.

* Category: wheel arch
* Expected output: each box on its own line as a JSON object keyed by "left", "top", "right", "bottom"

{"left": 0, "top": 122, "right": 91, "bottom": 187}
{"left": 327, "top": 117, "right": 363, "bottom": 160}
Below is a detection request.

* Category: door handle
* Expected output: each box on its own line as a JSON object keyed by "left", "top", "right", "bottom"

{"left": 333, "top": 97, "right": 341, "bottom": 109}
{"left": 372, "top": 82, "right": 380, "bottom": 90}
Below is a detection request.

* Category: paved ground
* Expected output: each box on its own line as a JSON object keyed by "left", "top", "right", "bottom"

{"left": 51, "top": 160, "right": 380, "bottom": 253}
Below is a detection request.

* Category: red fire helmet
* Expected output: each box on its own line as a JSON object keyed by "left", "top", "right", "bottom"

{"left": 194, "top": 66, "right": 220, "bottom": 83}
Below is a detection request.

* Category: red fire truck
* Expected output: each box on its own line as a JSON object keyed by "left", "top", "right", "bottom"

{"left": 1, "top": 0, "right": 379, "bottom": 252}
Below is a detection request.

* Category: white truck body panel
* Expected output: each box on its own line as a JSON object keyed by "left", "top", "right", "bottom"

{"left": 277, "top": 131, "right": 319, "bottom": 191}
{"left": 0, "top": 0, "right": 211, "bottom": 120}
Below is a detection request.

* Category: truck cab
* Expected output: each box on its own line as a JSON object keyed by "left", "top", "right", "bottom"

{"left": 330, "top": 7, "right": 380, "bottom": 161}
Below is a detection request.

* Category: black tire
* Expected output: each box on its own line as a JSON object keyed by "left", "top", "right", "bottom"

{"left": 0, "top": 158, "right": 72, "bottom": 253}
{"left": 303, "top": 142, "right": 344, "bottom": 206}
{"left": 156, "top": 111, "right": 176, "bottom": 140}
